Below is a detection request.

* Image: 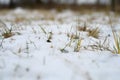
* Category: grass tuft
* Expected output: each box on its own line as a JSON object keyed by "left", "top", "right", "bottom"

{"left": 112, "top": 32, "right": 120, "bottom": 54}
{"left": 2, "top": 27, "right": 14, "bottom": 38}
{"left": 60, "top": 39, "right": 73, "bottom": 53}
{"left": 0, "top": 20, "right": 14, "bottom": 38}
{"left": 109, "top": 16, "right": 120, "bottom": 54}
{"left": 88, "top": 27, "right": 100, "bottom": 38}
{"left": 77, "top": 22, "right": 87, "bottom": 31}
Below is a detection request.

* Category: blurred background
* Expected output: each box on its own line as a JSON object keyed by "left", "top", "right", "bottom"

{"left": 0, "top": 0, "right": 120, "bottom": 12}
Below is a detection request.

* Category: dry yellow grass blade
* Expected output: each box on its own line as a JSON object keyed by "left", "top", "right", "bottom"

{"left": 88, "top": 27, "right": 100, "bottom": 38}
{"left": 74, "top": 39, "right": 82, "bottom": 52}
{"left": 112, "top": 31, "right": 120, "bottom": 54}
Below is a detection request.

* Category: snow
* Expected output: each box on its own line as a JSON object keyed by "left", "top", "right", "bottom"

{"left": 0, "top": 8, "right": 120, "bottom": 80}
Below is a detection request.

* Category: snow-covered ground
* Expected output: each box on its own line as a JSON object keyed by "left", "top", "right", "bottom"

{"left": 0, "top": 8, "right": 120, "bottom": 80}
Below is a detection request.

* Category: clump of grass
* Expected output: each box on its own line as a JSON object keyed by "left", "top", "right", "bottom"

{"left": 0, "top": 20, "right": 14, "bottom": 38}
{"left": 112, "top": 32, "right": 120, "bottom": 54}
{"left": 88, "top": 27, "right": 100, "bottom": 38}
{"left": 61, "top": 32, "right": 82, "bottom": 53}
{"left": 60, "top": 39, "right": 73, "bottom": 53}
{"left": 109, "top": 16, "right": 120, "bottom": 54}
{"left": 77, "top": 22, "right": 88, "bottom": 31}
{"left": 61, "top": 24, "right": 83, "bottom": 53}
{"left": 60, "top": 34, "right": 75, "bottom": 53}
{"left": 68, "top": 33, "right": 79, "bottom": 40}
{"left": 39, "top": 25, "right": 53, "bottom": 43}
{"left": 2, "top": 27, "right": 13, "bottom": 38}
{"left": 86, "top": 36, "right": 112, "bottom": 51}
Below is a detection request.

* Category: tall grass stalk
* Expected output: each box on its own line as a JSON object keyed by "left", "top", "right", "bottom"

{"left": 109, "top": 16, "right": 120, "bottom": 54}
{"left": 112, "top": 32, "right": 120, "bottom": 54}
{"left": 39, "top": 25, "right": 47, "bottom": 34}
{"left": 88, "top": 27, "right": 100, "bottom": 38}
{"left": 60, "top": 39, "right": 73, "bottom": 53}
{"left": 74, "top": 39, "right": 82, "bottom": 52}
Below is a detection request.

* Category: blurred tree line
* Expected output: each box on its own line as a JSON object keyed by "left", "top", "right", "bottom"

{"left": 111, "top": 0, "right": 120, "bottom": 11}
{"left": 0, "top": 0, "right": 120, "bottom": 11}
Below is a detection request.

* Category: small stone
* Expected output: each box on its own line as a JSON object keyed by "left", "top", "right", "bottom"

{"left": 47, "top": 39, "right": 51, "bottom": 43}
